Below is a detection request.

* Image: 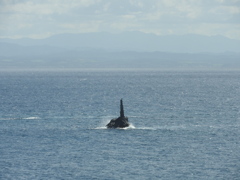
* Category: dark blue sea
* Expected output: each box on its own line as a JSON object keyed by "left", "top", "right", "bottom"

{"left": 0, "top": 70, "right": 239, "bottom": 179}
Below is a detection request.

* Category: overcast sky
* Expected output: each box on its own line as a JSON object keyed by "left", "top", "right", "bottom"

{"left": 0, "top": 0, "right": 239, "bottom": 39}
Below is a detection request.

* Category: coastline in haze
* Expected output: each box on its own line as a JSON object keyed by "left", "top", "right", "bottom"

{"left": 0, "top": 32, "right": 240, "bottom": 71}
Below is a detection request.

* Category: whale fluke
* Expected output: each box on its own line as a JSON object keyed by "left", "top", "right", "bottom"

{"left": 106, "top": 99, "right": 129, "bottom": 128}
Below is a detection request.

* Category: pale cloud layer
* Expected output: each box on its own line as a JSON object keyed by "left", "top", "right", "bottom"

{"left": 0, "top": 0, "right": 239, "bottom": 39}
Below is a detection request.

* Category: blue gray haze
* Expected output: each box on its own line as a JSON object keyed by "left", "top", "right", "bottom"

{"left": 0, "top": 71, "right": 239, "bottom": 179}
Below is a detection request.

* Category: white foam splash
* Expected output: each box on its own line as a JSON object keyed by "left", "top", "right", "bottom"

{"left": 94, "top": 123, "right": 135, "bottom": 130}
{"left": 125, "top": 123, "right": 136, "bottom": 129}
{"left": 94, "top": 126, "right": 107, "bottom": 130}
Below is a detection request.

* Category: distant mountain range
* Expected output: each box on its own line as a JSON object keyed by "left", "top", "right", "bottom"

{"left": 1, "top": 32, "right": 240, "bottom": 53}
{"left": 0, "top": 32, "right": 240, "bottom": 70}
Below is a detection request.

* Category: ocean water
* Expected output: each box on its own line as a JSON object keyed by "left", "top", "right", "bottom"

{"left": 0, "top": 70, "right": 239, "bottom": 179}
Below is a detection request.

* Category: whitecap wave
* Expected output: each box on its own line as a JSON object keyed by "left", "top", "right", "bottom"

{"left": 0, "top": 116, "right": 41, "bottom": 121}
{"left": 24, "top": 116, "right": 40, "bottom": 120}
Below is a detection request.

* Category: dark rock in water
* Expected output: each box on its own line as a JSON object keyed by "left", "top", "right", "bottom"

{"left": 106, "top": 99, "right": 130, "bottom": 128}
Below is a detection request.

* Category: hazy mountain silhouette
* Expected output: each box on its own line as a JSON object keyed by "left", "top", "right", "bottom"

{"left": 1, "top": 31, "right": 240, "bottom": 53}
{"left": 0, "top": 32, "right": 240, "bottom": 70}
